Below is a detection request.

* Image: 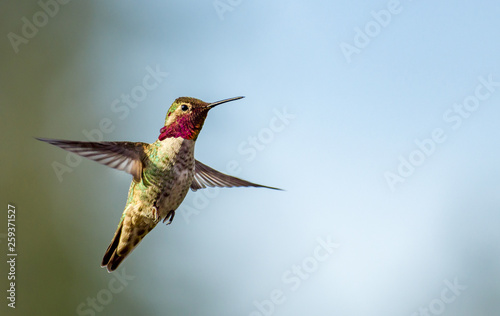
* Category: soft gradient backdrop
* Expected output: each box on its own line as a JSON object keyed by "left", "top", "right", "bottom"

{"left": 1, "top": 1, "right": 500, "bottom": 315}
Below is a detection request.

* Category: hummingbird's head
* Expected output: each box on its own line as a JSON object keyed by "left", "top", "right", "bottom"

{"left": 158, "top": 96, "right": 244, "bottom": 141}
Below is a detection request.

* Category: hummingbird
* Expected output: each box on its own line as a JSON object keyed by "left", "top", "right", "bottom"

{"left": 38, "top": 96, "right": 280, "bottom": 272}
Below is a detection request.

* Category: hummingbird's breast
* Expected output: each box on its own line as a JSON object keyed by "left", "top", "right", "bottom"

{"left": 138, "top": 137, "right": 195, "bottom": 221}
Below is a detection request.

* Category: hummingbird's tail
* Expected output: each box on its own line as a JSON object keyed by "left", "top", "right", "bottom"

{"left": 101, "top": 215, "right": 156, "bottom": 272}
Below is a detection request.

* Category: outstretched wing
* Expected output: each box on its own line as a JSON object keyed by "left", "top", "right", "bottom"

{"left": 190, "top": 160, "right": 281, "bottom": 191}
{"left": 37, "top": 138, "right": 148, "bottom": 182}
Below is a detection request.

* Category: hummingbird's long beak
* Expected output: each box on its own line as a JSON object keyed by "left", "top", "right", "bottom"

{"left": 207, "top": 96, "right": 244, "bottom": 109}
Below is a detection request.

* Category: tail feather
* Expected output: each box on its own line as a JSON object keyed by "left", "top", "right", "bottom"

{"left": 101, "top": 221, "right": 127, "bottom": 272}
{"left": 101, "top": 216, "right": 156, "bottom": 272}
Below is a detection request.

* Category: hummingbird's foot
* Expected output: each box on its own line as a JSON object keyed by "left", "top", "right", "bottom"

{"left": 163, "top": 210, "right": 175, "bottom": 225}
{"left": 152, "top": 206, "right": 160, "bottom": 222}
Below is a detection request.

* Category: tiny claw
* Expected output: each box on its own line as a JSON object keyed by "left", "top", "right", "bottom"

{"left": 163, "top": 210, "right": 175, "bottom": 225}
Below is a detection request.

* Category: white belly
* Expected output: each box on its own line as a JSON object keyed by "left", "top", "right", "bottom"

{"left": 155, "top": 138, "right": 195, "bottom": 219}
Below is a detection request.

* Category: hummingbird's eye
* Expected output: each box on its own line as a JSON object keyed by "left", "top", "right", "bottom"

{"left": 181, "top": 104, "right": 189, "bottom": 111}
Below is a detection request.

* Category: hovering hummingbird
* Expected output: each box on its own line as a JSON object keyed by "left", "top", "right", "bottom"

{"left": 38, "top": 96, "right": 280, "bottom": 272}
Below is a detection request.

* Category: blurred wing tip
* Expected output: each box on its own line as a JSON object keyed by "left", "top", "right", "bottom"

{"left": 36, "top": 137, "right": 72, "bottom": 146}
{"left": 245, "top": 184, "right": 283, "bottom": 191}
{"left": 35, "top": 137, "right": 54, "bottom": 143}
{"left": 262, "top": 185, "right": 284, "bottom": 191}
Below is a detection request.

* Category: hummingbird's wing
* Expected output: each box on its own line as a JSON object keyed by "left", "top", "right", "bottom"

{"left": 191, "top": 160, "right": 281, "bottom": 191}
{"left": 37, "top": 138, "right": 147, "bottom": 182}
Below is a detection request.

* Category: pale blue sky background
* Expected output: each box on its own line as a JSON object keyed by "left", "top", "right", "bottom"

{"left": 1, "top": 1, "right": 500, "bottom": 315}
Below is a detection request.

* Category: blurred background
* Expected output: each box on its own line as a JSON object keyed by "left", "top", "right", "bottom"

{"left": 1, "top": 0, "right": 500, "bottom": 315}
